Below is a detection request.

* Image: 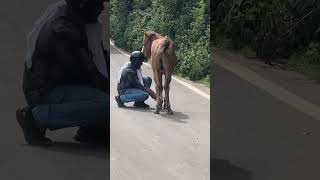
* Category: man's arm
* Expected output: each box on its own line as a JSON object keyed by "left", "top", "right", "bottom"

{"left": 144, "top": 86, "right": 157, "bottom": 100}
{"left": 126, "top": 70, "right": 156, "bottom": 99}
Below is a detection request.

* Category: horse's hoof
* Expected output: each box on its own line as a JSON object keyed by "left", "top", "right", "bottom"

{"left": 167, "top": 110, "right": 173, "bottom": 115}
{"left": 154, "top": 109, "right": 160, "bottom": 114}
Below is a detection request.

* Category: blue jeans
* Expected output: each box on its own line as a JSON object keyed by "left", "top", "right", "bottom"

{"left": 31, "top": 86, "right": 108, "bottom": 130}
{"left": 120, "top": 77, "right": 152, "bottom": 103}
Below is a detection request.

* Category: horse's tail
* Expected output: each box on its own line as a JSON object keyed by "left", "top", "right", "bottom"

{"left": 155, "top": 36, "right": 170, "bottom": 59}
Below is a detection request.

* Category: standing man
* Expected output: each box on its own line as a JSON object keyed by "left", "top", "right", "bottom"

{"left": 115, "top": 51, "right": 156, "bottom": 108}
{"left": 16, "top": 0, "right": 109, "bottom": 146}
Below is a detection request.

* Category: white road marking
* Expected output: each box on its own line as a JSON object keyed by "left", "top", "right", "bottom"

{"left": 110, "top": 41, "right": 210, "bottom": 100}
{"left": 214, "top": 53, "right": 320, "bottom": 121}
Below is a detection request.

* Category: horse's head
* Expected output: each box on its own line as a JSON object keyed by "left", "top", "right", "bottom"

{"left": 141, "top": 31, "right": 158, "bottom": 62}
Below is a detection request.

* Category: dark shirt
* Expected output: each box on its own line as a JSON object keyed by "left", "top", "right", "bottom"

{"left": 117, "top": 63, "right": 144, "bottom": 95}
{"left": 23, "top": 5, "right": 109, "bottom": 105}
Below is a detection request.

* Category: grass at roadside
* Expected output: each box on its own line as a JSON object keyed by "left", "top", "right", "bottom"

{"left": 214, "top": 44, "right": 320, "bottom": 81}
{"left": 199, "top": 75, "right": 210, "bottom": 87}
{"left": 288, "top": 63, "right": 320, "bottom": 80}
{"left": 175, "top": 72, "right": 210, "bottom": 88}
{"left": 288, "top": 56, "right": 320, "bottom": 80}
{"left": 287, "top": 43, "right": 320, "bottom": 80}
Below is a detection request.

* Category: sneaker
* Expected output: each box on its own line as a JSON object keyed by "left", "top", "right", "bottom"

{"left": 133, "top": 102, "right": 150, "bottom": 108}
{"left": 16, "top": 107, "right": 52, "bottom": 146}
{"left": 74, "top": 127, "right": 108, "bottom": 145}
{"left": 115, "top": 96, "right": 125, "bottom": 107}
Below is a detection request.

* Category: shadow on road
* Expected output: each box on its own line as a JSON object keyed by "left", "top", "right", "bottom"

{"left": 119, "top": 106, "right": 189, "bottom": 123}
{"left": 212, "top": 158, "right": 253, "bottom": 180}
{"left": 122, "top": 106, "right": 156, "bottom": 112}
{"left": 159, "top": 111, "right": 189, "bottom": 123}
{"left": 29, "top": 142, "right": 107, "bottom": 159}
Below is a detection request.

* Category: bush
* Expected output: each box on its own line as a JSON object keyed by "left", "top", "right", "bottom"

{"left": 288, "top": 42, "right": 320, "bottom": 79}
{"left": 177, "top": 36, "right": 210, "bottom": 80}
{"left": 212, "top": 0, "right": 320, "bottom": 59}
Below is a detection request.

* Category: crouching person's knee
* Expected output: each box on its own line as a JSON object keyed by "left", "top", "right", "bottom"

{"left": 142, "top": 92, "right": 149, "bottom": 101}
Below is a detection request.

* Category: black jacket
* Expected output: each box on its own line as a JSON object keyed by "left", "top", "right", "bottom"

{"left": 117, "top": 63, "right": 144, "bottom": 95}
{"left": 23, "top": 5, "right": 109, "bottom": 105}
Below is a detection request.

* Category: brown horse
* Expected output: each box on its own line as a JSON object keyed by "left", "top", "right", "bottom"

{"left": 142, "top": 31, "right": 176, "bottom": 114}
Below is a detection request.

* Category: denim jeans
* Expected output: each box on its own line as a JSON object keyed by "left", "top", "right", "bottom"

{"left": 120, "top": 76, "right": 152, "bottom": 103}
{"left": 31, "top": 86, "right": 108, "bottom": 130}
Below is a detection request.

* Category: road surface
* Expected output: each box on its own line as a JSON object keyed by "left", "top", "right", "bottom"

{"left": 213, "top": 52, "right": 320, "bottom": 180}
{"left": 0, "top": 1, "right": 108, "bottom": 179}
{"left": 109, "top": 45, "right": 210, "bottom": 180}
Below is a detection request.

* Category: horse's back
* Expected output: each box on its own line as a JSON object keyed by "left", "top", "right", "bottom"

{"left": 150, "top": 35, "right": 176, "bottom": 73}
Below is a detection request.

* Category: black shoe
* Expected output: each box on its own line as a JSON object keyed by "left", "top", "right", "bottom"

{"left": 134, "top": 102, "right": 150, "bottom": 108}
{"left": 74, "top": 127, "right": 108, "bottom": 145}
{"left": 16, "top": 107, "right": 52, "bottom": 146}
{"left": 115, "top": 96, "right": 125, "bottom": 107}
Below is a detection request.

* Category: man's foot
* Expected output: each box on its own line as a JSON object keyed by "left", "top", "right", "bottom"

{"left": 134, "top": 101, "right": 150, "bottom": 108}
{"left": 16, "top": 107, "right": 52, "bottom": 146}
{"left": 74, "top": 127, "right": 108, "bottom": 146}
{"left": 264, "top": 60, "right": 273, "bottom": 66}
{"left": 115, "top": 96, "right": 125, "bottom": 107}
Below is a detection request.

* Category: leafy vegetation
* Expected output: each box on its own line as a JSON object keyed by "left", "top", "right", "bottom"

{"left": 111, "top": 0, "right": 210, "bottom": 81}
{"left": 211, "top": 0, "right": 320, "bottom": 79}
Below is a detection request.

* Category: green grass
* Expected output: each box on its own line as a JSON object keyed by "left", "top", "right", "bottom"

{"left": 240, "top": 47, "right": 256, "bottom": 58}
{"left": 287, "top": 45, "right": 320, "bottom": 80}
{"left": 198, "top": 75, "right": 210, "bottom": 87}
{"left": 288, "top": 61, "right": 320, "bottom": 80}
{"left": 175, "top": 72, "right": 210, "bottom": 87}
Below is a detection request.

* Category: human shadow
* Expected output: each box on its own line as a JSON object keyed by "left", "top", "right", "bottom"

{"left": 212, "top": 158, "right": 253, "bottom": 180}
{"left": 28, "top": 141, "right": 107, "bottom": 159}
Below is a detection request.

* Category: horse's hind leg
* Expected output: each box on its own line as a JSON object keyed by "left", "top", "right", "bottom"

{"left": 154, "top": 70, "right": 163, "bottom": 114}
{"left": 164, "top": 72, "right": 173, "bottom": 114}
{"left": 163, "top": 74, "right": 168, "bottom": 110}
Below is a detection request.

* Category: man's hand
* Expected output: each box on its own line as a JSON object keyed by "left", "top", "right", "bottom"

{"left": 144, "top": 87, "right": 157, "bottom": 100}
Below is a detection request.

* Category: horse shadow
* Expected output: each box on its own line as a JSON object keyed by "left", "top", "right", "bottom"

{"left": 158, "top": 110, "right": 189, "bottom": 123}
{"left": 212, "top": 158, "right": 253, "bottom": 180}
{"left": 123, "top": 106, "right": 189, "bottom": 123}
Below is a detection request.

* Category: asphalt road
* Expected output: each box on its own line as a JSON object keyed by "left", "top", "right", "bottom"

{"left": 213, "top": 54, "right": 320, "bottom": 180}
{"left": 109, "top": 45, "right": 210, "bottom": 180}
{"left": 0, "top": 1, "right": 107, "bottom": 179}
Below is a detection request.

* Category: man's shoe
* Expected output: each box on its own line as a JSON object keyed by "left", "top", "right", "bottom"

{"left": 29, "top": 136, "right": 53, "bottom": 146}
{"left": 16, "top": 107, "right": 52, "bottom": 146}
{"left": 133, "top": 102, "right": 150, "bottom": 108}
{"left": 115, "top": 96, "right": 125, "bottom": 107}
{"left": 74, "top": 127, "right": 108, "bottom": 146}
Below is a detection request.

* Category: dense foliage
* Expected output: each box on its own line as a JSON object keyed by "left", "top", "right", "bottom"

{"left": 111, "top": 0, "right": 210, "bottom": 81}
{"left": 211, "top": 0, "right": 320, "bottom": 78}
